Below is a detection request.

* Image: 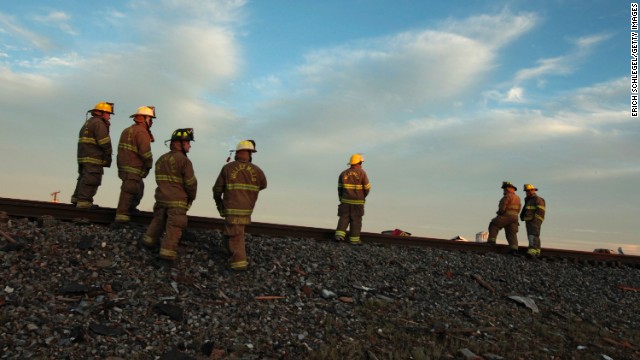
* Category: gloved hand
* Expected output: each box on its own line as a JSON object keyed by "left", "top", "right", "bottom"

{"left": 142, "top": 168, "right": 151, "bottom": 178}
{"left": 104, "top": 155, "right": 112, "bottom": 168}
{"left": 217, "top": 206, "right": 225, "bottom": 217}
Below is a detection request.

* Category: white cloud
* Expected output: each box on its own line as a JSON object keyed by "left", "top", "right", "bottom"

{"left": 442, "top": 11, "right": 538, "bottom": 49}
{"left": 14, "top": 53, "right": 82, "bottom": 69}
{"left": 154, "top": 25, "right": 240, "bottom": 91}
{"left": 0, "top": 65, "right": 55, "bottom": 97}
{"left": 248, "top": 11, "right": 540, "bottom": 161}
{"left": 575, "top": 33, "right": 612, "bottom": 50}
{"left": 32, "top": 11, "right": 78, "bottom": 36}
{"left": 128, "top": 0, "right": 246, "bottom": 25}
{"left": 514, "top": 56, "right": 573, "bottom": 83}
{"left": 505, "top": 86, "right": 525, "bottom": 102}
{"left": 249, "top": 75, "right": 283, "bottom": 94}
{"left": 514, "top": 32, "right": 610, "bottom": 84}
{"left": 0, "top": 12, "right": 53, "bottom": 50}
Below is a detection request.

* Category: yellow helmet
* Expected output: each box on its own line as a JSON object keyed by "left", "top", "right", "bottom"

{"left": 523, "top": 183, "right": 538, "bottom": 191}
{"left": 348, "top": 153, "right": 364, "bottom": 165}
{"left": 91, "top": 102, "right": 114, "bottom": 114}
{"left": 236, "top": 140, "right": 257, "bottom": 153}
{"left": 130, "top": 106, "right": 156, "bottom": 118}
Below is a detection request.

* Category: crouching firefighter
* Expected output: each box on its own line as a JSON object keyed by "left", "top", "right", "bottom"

{"left": 142, "top": 128, "right": 197, "bottom": 262}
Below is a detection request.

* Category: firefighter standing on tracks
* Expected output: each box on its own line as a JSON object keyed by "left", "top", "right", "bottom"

{"left": 213, "top": 140, "right": 267, "bottom": 271}
{"left": 72, "top": 102, "right": 114, "bottom": 208}
{"left": 142, "top": 129, "right": 197, "bottom": 261}
{"left": 114, "top": 106, "right": 156, "bottom": 224}
{"left": 487, "top": 181, "right": 521, "bottom": 254}
{"left": 520, "top": 183, "right": 546, "bottom": 257}
{"left": 334, "top": 154, "right": 371, "bottom": 245}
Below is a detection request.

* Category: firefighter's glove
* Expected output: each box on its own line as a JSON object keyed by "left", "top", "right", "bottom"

{"left": 217, "top": 206, "right": 225, "bottom": 217}
{"left": 104, "top": 156, "right": 112, "bottom": 168}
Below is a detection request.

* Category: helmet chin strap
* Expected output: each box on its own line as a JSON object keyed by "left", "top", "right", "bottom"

{"left": 144, "top": 117, "right": 155, "bottom": 142}
{"left": 177, "top": 141, "right": 188, "bottom": 156}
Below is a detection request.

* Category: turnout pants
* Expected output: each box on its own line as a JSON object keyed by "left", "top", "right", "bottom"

{"left": 488, "top": 215, "right": 519, "bottom": 249}
{"left": 72, "top": 164, "right": 104, "bottom": 206}
{"left": 525, "top": 221, "right": 542, "bottom": 250}
{"left": 143, "top": 205, "right": 187, "bottom": 260}
{"left": 224, "top": 216, "right": 251, "bottom": 270}
{"left": 115, "top": 171, "right": 144, "bottom": 222}
{"left": 335, "top": 203, "right": 364, "bottom": 244}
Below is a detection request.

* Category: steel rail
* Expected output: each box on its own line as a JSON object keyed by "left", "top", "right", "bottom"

{"left": 1, "top": 197, "right": 638, "bottom": 267}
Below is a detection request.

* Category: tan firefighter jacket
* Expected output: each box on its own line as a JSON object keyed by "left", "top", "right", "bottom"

{"left": 338, "top": 166, "right": 370, "bottom": 205}
{"left": 153, "top": 150, "right": 197, "bottom": 209}
{"left": 117, "top": 123, "right": 153, "bottom": 177}
{"left": 497, "top": 192, "right": 521, "bottom": 217}
{"left": 520, "top": 195, "right": 546, "bottom": 222}
{"left": 77, "top": 116, "right": 112, "bottom": 166}
{"left": 213, "top": 160, "right": 267, "bottom": 218}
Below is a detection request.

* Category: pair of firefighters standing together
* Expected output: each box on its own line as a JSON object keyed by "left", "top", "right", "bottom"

{"left": 488, "top": 181, "right": 546, "bottom": 257}
{"left": 72, "top": 102, "right": 267, "bottom": 270}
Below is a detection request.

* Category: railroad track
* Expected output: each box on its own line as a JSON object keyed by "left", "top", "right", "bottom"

{"left": 1, "top": 197, "right": 638, "bottom": 267}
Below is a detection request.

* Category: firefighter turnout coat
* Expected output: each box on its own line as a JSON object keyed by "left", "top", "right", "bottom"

{"left": 117, "top": 123, "right": 153, "bottom": 177}
{"left": 338, "top": 167, "right": 370, "bottom": 205}
{"left": 213, "top": 159, "right": 267, "bottom": 223}
{"left": 520, "top": 195, "right": 546, "bottom": 223}
{"left": 497, "top": 192, "right": 521, "bottom": 217}
{"left": 153, "top": 150, "right": 197, "bottom": 209}
{"left": 77, "top": 116, "right": 112, "bottom": 167}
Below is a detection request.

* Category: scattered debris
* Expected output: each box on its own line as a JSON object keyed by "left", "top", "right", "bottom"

{"left": 89, "top": 323, "right": 125, "bottom": 337}
{"left": 321, "top": 289, "right": 337, "bottom": 299}
{"left": 618, "top": 285, "right": 640, "bottom": 292}
{"left": 0, "top": 229, "right": 18, "bottom": 244}
{"left": 57, "top": 283, "right": 90, "bottom": 295}
{"left": 456, "top": 348, "right": 483, "bottom": 359}
{"left": 255, "top": 295, "right": 286, "bottom": 300}
{"left": 37, "top": 215, "right": 57, "bottom": 227}
{"left": 0, "top": 216, "right": 638, "bottom": 359}
{"left": 78, "top": 235, "right": 95, "bottom": 250}
{"left": 471, "top": 274, "right": 495, "bottom": 293}
{"left": 381, "top": 229, "right": 411, "bottom": 236}
{"left": 353, "top": 284, "right": 375, "bottom": 291}
{"left": 508, "top": 296, "right": 540, "bottom": 313}
{"left": 158, "top": 349, "right": 195, "bottom": 360}
{"left": 154, "top": 302, "right": 185, "bottom": 321}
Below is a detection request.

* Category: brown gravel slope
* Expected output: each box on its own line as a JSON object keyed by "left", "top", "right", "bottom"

{"left": 1, "top": 217, "right": 639, "bottom": 360}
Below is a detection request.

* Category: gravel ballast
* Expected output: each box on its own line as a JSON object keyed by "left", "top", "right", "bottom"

{"left": 1, "top": 216, "right": 639, "bottom": 359}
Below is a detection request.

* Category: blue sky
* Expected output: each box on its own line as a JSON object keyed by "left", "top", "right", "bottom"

{"left": 1, "top": 0, "right": 638, "bottom": 254}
